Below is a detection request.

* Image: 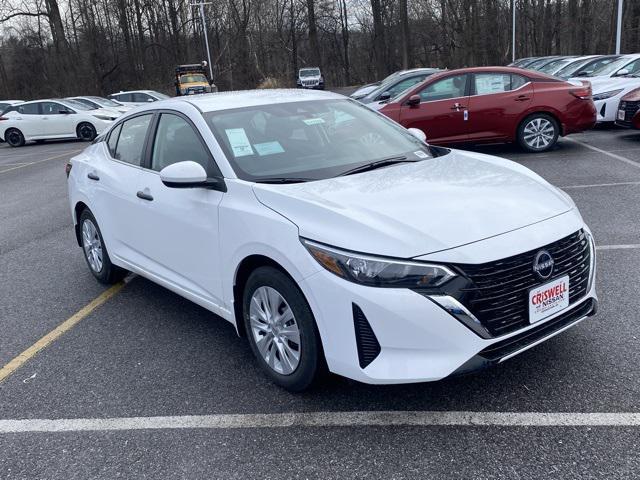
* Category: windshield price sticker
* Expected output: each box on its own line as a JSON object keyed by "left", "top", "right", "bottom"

{"left": 254, "top": 141, "right": 285, "bottom": 156}
{"left": 225, "top": 128, "right": 254, "bottom": 157}
{"left": 528, "top": 275, "right": 570, "bottom": 323}
{"left": 303, "top": 118, "right": 325, "bottom": 126}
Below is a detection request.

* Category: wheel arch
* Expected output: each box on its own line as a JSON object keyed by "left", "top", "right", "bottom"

{"left": 73, "top": 201, "right": 90, "bottom": 246}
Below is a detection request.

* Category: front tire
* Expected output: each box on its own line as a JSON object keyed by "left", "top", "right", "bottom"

{"left": 517, "top": 113, "right": 559, "bottom": 153}
{"left": 242, "top": 266, "right": 324, "bottom": 392}
{"left": 77, "top": 122, "right": 97, "bottom": 142}
{"left": 79, "top": 209, "right": 127, "bottom": 284}
{"left": 5, "top": 128, "right": 25, "bottom": 147}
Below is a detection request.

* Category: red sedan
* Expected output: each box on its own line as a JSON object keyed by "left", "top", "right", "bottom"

{"left": 614, "top": 87, "right": 640, "bottom": 130}
{"left": 378, "top": 66, "right": 596, "bottom": 152}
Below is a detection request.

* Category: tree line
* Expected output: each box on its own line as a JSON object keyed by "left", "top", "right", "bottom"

{"left": 0, "top": 0, "right": 639, "bottom": 100}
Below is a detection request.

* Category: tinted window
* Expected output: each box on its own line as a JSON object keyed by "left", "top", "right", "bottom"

{"left": 113, "top": 114, "right": 152, "bottom": 166}
{"left": 114, "top": 93, "right": 133, "bottom": 102}
{"left": 133, "top": 93, "right": 154, "bottom": 103}
{"left": 511, "top": 74, "right": 528, "bottom": 89}
{"left": 151, "top": 114, "right": 216, "bottom": 175}
{"left": 41, "top": 102, "right": 68, "bottom": 115}
{"left": 17, "top": 103, "right": 41, "bottom": 115}
{"left": 107, "top": 123, "right": 122, "bottom": 157}
{"left": 419, "top": 75, "right": 468, "bottom": 102}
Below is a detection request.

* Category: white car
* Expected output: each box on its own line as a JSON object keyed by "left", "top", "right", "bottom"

{"left": 108, "top": 90, "right": 170, "bottom": 107}
{"left": 69, "top": 96, "right": 131, "bottom": 114}
{"left": 0, "top": 99, "right": 114, "bottom": 147}
{"left": 67, "top": 90, "right": 597, "bottom": 391}
{"left": 589, "top": 76, "right": 640, "bottom": 122}
{"left": 571, "top": 53, "right": 640, "bottom": 82}
{"left": 0, "top": 100, "right": 23, "bottom": 112}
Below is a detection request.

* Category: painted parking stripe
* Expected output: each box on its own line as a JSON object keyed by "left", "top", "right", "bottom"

{"left": 1, "top": 411, "right": 639, "bottom": 434}
{"left": 596, "top": 244, "right": 640, "bottom": 251}
{"left": 565, "top": 138, "right": 640, "bottom": 169}
{"left": 562, "top": 181, "right": 640, "bottom": 189}
{"left": 0, "top": 283, "right": 124, "bottom": 383}
{"left": 0, "top": 150, "right": 81, "bottom": 175}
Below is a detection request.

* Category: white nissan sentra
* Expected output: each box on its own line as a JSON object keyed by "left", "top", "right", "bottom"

{"left": 67, "top": 89, "right": 597, "bottom": 391}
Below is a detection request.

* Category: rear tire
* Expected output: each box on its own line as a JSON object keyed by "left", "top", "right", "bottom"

{"left": 77, "top": 122, "right": 97, "bottom": 142}
{"left": 5, "top": 128, "right": 25, "bottom": 147}
{"left": 242, "top": 266, "right": 324, "bottom": 392}
{"left": 517, "top": 113, "right": 559, "bottom": 153}
{"left": 79, "top": 209, "right": 127, "bottom": 284}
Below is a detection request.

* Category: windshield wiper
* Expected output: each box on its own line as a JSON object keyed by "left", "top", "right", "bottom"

{"left": 255, "top": 177, "right": 313, "bottom": 184}
{"left": 338, "top": 156, "right": 412, "bottom": 177}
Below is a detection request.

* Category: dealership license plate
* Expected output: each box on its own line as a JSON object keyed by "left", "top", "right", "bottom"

{"left": 618, "top": 109, "right": 626, "bottom": 121}
{"left": 528, "top": 275, "right": 570, "bottom": 324}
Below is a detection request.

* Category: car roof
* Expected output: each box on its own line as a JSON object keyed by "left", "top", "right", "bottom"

{"left": 176, "top": 89, "right": 344, "bottom": 112}
{"left": 110, "top": 90, "right": 158, "bottom": 95}
{"left": 420, "top": 65, "right": 555, "bottom": 80}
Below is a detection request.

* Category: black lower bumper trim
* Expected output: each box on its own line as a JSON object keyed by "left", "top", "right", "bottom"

{"left": 452, "top": 298, "right": 597, "bottom": 376}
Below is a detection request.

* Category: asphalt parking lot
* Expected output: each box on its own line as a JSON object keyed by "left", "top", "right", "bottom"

{"left": 1, "top": 127, "right": 639, "bottom": 479}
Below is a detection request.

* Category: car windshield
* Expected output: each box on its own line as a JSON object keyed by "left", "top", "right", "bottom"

{"left": 590, "top": 57, "right": 633, "bottom": 76}
{"left": 540, "top": 58, "right": 573, "bottom": 74}
{"left": 300, "top": 69, "right": 320, "bottom": 78}
{"left": 63, "top": 99, "right": 92, "bottom": 111}
{"left": 181, "top": 74, "right": 208, "bottom": 83}
{"left": 555, "top": 58, "right": 594, "bottom": 78}
{"left": 204, "top": 99, "right": 436, "bottom": 182}
{"left": 87, "top": 96, "right": 122, "bottom": 107}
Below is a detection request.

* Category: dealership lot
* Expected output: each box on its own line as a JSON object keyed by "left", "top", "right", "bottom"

{"left": 1, "top": 128, "right": 639, "bottom": 478}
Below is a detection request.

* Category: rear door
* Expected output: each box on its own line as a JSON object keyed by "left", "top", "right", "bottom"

{"left": 398, "top": 74, "right": 470, "bottom": 144}
{"left": 467, "top": 73, "right": 533, "bottom": 142}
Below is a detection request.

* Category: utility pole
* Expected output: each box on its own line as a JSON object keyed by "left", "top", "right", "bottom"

{"left": 512, "top": 0, "right": 516, "bottom": 63}
{"left": 191, "top": 1, "right": 214, "bottom": 81}
{"left": 615, "top": 0, "right": 624, "bottom": 55}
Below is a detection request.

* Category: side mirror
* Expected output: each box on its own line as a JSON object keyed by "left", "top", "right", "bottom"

{"left": 407, "top": 128, "right": 427, "bottom": 143}
{"left": 615, "top": 68, "right": 630, "bottom": 76}
{"left": 147, "top": 98, "right": 155, "bottom": 102}
{"left": 378, "top": 91, "right": 392, "bottom": 101}
{"left": 407, "top": 95, "right": 421, "bottom": 107}
{"left": 59, "top": 109, "right": 73, "bottom": 114}
{"left": 160, "top": 161, "right": 226, "bottom": 191}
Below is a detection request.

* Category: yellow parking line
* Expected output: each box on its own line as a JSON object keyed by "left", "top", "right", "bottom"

{"left": 0, "top": 282, "right": 124, "bottom": 383}
{"left": 0, "top": 150, "right": 81, "bottom": 175}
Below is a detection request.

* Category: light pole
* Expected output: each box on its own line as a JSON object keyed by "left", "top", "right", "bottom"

{"left": 191, "top": 1, "right": 214, "bottom": 81}
{"left": 615, "top": 0, "right": 624, "bottom": 55}
{"left": 512, "top": 0, "right": 516, "bottom": 63}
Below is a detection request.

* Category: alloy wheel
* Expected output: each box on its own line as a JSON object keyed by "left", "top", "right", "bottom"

{"left": 79, "top": 124, "right": 96, "bottom": 140}
{"left": 82, "top": 219, "right": 103, "bottom": 273}
{"left": 249, "top": 286, "right": 301, "bottom": 375}
{"left": 523, "top": 118, "right": 555, "bottom": 150}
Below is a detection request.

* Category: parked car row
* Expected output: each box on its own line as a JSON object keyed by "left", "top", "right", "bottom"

{"left": 0, "top": 90, "right": 168, "bottom": 147}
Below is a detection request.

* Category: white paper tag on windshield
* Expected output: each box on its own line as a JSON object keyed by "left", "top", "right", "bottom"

{"left": 225, "top": 128, "right": 253, "bottom": 157}
{"left": 303, "top": 118, "right": 325, "bottom": 126}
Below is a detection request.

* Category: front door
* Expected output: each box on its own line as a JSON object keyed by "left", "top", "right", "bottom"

{"left": 134, "top": 112, "right": 225, "bottom": 308}
{"left": 41, "top": 101, "right": 77, "bottom": 137}
{"left": 398, "top": 74, "right": 470, "bottom": 144}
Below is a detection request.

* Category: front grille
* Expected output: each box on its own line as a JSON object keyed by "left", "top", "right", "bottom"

{"left": 302, "top": 80, "right": 317, "bottom": 87}
{"left": 617, "top": 100, "right": 640, "bottom": 127}
{"left": 353, "top": 303, "right": 381, "bottom": 369}
{"left": 454, "top": 230, "right": 591, "bottom": 337}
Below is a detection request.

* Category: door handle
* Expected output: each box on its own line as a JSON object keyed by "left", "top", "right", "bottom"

{"left": 451, "top": 103, "right": 462, "bottom": 110}
{"left": 515, "top": 95, "right": 531, "bottom": 101}
{"left": 136, "top": 191, "right": 154, "bottom": 201}
{"left": 87, "top": 172, "right": 100, "bottom": 181}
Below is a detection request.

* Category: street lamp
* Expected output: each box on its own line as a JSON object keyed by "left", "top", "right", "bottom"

{"left": 191, "top": 1, "right": 214, "bottom": 81}
{"left": 615, "top": 0, "right": 624, "bottom": 55}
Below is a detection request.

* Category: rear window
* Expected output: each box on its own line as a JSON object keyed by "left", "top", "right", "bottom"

{"left": 17, "top": 103, "right": 40, "bottom": 114}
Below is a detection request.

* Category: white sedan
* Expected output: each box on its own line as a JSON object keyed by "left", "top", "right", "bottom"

{"left": 67, "top": 90, "right": 597, "bottom": 391}
{"left": 108, "top": 90, "right": 170, "bottom": 107}
{"left": 68, "top": 96, "right": 131, "bottom": 114}
{"left": 0, "top": 99, "right": 114, "bottom": 147}
{"left": 589, "top": 76, "right": 640, "bottom": 122}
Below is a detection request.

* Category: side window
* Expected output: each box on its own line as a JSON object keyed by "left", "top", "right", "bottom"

{"left": 474, "top": 73, "right": 511, "bottom": 95}
{"left": 133, "top": 93, "right": 154, "bottom": 103}
{"left": 623, "top": 60, "right": 640, "bottom": 75}
{"left": 113, "top": 114, "right": 153, "bottom": 166}
{"left": 419, "top": 75, "right": 468, "bottom": 102}
{"left": 17, "top": 103, "right": 41, "bottom": 115}
{"left": 386, "top": 75, "right": 426, "bottom": 98}
{"left": 41, "top": 102, "right": 67, "bottom": 115}
{"left": 115, "top": 93, "right": 133, "bottom": 102}
{"left": 107, "top": 123, "right": 123, "bottom": 157}
{"left": 151, "top": 113, "right": 217, "bottom": 176}
{"left": 511, "top": 74, "right": 528, "bottom": 90}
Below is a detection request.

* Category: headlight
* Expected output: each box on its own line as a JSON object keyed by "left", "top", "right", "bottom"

{"left": 592, "top": 89, "right": 624, "bottom": 101}
{"left": 92, "top": 114, "right": 115, "bottom": 121}
{"left": 302, "top": 239, "right": 456, "bottom": 288}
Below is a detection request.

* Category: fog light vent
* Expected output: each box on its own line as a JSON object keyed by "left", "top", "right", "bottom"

{"left": 352, "top": 303, "right": 381, "bottom": 369}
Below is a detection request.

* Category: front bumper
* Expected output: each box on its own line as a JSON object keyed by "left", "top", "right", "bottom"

{"left": 299, "top": 220, "right": 597, "bottom": 385}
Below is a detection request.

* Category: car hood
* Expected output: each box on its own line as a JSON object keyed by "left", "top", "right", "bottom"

{"left": 252, "top": 149, "right": 574, "bottom": 258}
{"left": 588, "top": 76, "right": 640, "bottom": 93}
